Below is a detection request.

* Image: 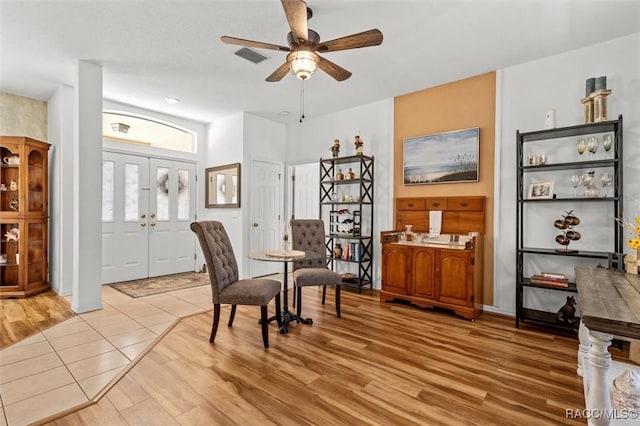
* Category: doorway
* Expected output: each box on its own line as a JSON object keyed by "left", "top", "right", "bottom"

{"left": 101, "top": 151, "right": 196, "bottom": 284}
{"left": 249, "top": 159, "right": 284, "bottom": 278}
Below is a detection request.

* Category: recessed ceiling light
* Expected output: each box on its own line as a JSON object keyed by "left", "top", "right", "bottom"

{"left": 278, "top": 111, "right": 290, "bottom": 116}
{"left": 165, "top": 97, "right": 180, "bottom": 104}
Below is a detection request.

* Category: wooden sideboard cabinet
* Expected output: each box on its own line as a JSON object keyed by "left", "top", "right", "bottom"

{"left": 380, "top": 237, "right": 483, "bottom": 320}
{"left": 1, "top": 136, "right": 51, "bottom": 298}
{"left": 381, "top": 196, "right": 485, "bottom": 320}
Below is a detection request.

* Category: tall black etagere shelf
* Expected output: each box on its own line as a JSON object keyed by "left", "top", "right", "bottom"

{"left": 319, "top": 155, "right": 374, "bottom": 293}
{"left": 516, "top": 115, "right": 623, "bottom": 331}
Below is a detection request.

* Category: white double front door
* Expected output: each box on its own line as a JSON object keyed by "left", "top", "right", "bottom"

{"left": 101, "top": 152, "right": 196, "bottom": 284}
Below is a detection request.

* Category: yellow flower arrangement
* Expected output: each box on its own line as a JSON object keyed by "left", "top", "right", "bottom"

{"left": 616, "top": 215, "right": 640, "bottom": 250}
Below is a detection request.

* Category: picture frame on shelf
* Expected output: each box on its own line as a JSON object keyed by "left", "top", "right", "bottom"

{"left": 527, "top": 181, "right": 555, "bottom": 200}
{"left": 403, "top": 127, "right": 479, "bottom": 185}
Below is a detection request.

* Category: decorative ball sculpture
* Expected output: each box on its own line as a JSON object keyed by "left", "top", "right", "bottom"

{"left": 354, "top": 135, "right": 364, "bottom": 155}
{"left": 330, "top": 139, "right": 340, "bottom": 158}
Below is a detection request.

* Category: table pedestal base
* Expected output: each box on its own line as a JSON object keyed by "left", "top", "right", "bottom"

{"left": 267, "top": 309, "right": 312, "bottom": 334}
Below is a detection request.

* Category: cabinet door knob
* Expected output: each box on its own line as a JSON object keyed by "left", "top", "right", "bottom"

{"left": 140, "top": 222, "right": 146, "bottom": 227}
{"left": 150, "top": 222, "right": 156, "bottom": 227}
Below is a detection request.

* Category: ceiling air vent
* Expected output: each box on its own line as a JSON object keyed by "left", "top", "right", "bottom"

{"left": 234, "top": 48, "right": 268, "bottom": 64}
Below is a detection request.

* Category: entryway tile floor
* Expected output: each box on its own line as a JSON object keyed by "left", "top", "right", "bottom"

{"left": 0, "top": 283, "right": 215, "bottom": 426}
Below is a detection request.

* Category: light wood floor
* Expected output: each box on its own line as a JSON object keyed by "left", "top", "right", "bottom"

{"left": 0, "top": 291, "right": 75, "bottom": 349}
{"left": 47, "top": 288, "right": 590, "bottom": 426}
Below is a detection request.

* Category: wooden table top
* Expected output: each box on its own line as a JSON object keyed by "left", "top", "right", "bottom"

{"left": 575, "top": 266, "right": 640, "bottom": 340}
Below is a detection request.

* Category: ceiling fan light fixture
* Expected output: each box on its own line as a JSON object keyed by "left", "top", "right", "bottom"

{"left": 288, "top": 50, "right": 318, "bottom": 80}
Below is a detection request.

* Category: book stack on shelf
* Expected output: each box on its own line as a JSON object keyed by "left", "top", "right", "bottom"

{"left": 341, "top": 241, "right": 362, "bottom": 262}
{"left": 529, "top": 272, "right": 569, "bottom": 288}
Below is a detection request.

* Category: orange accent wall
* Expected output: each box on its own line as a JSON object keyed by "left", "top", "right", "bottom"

{"left": 394, "top": 72, "right": 496, "bottom": 305}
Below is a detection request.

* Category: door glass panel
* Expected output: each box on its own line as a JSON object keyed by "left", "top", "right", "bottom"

{"left": 178, "top": 169, "right": 189, "bottom": 220}
{"left": 124, "top": 163, "right": 139, "bottom": 221}
{"left": 156, "top": 167, "right": 169, "bottom": 220}
{"left": 102, "top": 160, "right": 114, "bottom": 221}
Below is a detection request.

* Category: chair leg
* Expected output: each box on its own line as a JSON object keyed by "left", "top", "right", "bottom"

{"left": 228, "top": 305, "right": 237, "bottom": 327}
{"left": 260, "top": 305, "right": 269, "bottom": 348}
{"left": 322, "top": 285, "right": 327, "bottom": 305}
{"left": 292, "top": 285, "right": 296, "bottom": 308}
{"left": 275, "top": 293, "right": 282, "bottom": 328}
{"left": 296, "top": 286, "right": 302, "bottom": 317}
{"left": 335, "top": 285, "right": 342, "bottom": 318}
{"left": 210, "top": 304, "right": 221, "bottom": 343}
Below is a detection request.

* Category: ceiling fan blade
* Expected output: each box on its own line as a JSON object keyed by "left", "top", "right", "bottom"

{"left": 221, "top": 36, "right": 290, "bottom": 52}
{"left": 266, "top": 62, "right": 291, "bottom": 82}
{"left": 281, "top": 0, "right": 308, "bottom": 43}
{"left": 317, "top": 56, "right": 351, "bottom": 81}
{"left": 316, "top": 29, "right": 383, "bottom": 53}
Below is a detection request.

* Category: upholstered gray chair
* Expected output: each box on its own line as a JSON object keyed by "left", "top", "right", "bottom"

{"left": 290, "top": 219, "right": 343, "bottom": 318}
{"left": 190, "top": 220, "right": 282, "bottom": 348}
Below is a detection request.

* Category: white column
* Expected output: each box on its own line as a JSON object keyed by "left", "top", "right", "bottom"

{"left": 47, "top": 84, "right": 75, "bottom": 296}
{"left": 71, "top": 60, "right": 103, "bottom": 313}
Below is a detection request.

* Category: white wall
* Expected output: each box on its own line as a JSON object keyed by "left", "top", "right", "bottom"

{"left": 200, "top": 112, "right": 286, "bottom": 278}
{"left": 242, "top": 113, "right": 286, "bottom": 278}
{"left": 285, "top": 99, "right": 394, "bottom": 289}
{"left": 495, "top": 33, "right": 640, "bottom": 314}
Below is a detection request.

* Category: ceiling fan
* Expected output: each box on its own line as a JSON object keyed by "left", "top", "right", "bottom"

{"left": 221, "top": 0, "right": 383, "bottom": 82}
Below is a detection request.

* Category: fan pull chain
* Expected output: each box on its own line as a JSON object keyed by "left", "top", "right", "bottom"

{"left": 299, "top": 80, "right": 305, "bottom": 123}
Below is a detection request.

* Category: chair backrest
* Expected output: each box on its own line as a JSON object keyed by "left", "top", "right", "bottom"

{"left": 290, "top": 219, "right": 327, "bottom": 271}
{"left": 190, "top": 220, "right": 239, "bottom": 304}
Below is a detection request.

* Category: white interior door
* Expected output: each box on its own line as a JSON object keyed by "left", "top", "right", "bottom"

{"left": 250, "top": 159, "right": 283, "bottom": 277}
{"left": 293, "top": 162, "right": 319, "bottom": 219}
{"left": 102, "top": 153, "right": 196, "bottom": 284}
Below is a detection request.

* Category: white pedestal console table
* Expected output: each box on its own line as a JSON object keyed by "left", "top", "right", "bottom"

{"left": 575, "top": 266, "right": 640, "bottom": 426}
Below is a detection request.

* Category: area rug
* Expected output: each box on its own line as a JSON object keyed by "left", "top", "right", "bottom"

{"left": 110, "top": 272, "right": 210, "bottom": 298}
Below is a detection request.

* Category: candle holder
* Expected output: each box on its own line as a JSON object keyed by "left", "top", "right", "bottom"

{"left": 592, "top": 89, "right": 612, "bottom": 122}
{"left": 581, "top": 96, "right": 594, "bottom": 124}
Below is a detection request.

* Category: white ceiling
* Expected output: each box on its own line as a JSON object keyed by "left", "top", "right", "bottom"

{"left": 2, "top": 1, "right": 639, "bottom": 125}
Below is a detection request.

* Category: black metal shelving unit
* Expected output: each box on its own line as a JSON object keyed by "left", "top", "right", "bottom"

{"left": 515, "top": 115, "right": 623, "bottom": 331}
{"left": 319, "top": 155, "right": 374, "bottom": 293}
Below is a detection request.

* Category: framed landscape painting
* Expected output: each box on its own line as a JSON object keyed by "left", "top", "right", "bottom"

{"left": 403, "top": 127, "right": 479, "bottom": 185}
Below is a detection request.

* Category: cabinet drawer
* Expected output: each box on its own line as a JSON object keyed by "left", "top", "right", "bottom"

{"left": 397, "top": 198, "right": 425, "bottom": 211}
{"left": 447, "top": 197, "right": 483, "bottom": 211}
{"left": 425, "top": 198, "right": 447, "bottom": 210}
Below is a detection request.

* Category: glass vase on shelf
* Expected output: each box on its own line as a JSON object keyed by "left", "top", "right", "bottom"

{"left": 570, "top": 175, "right": 580, "bottom": 197}
{"left": 577, "top": 138, "right": 586, "bottom": 159}
{"left": 600, "top": 172, "right": 612, "bottom": 197}
{"left": 587, "top": 136, "right": 599, "bottom": 159}
{"left": 602, "top": 134, "right": 613, "bottom": 156}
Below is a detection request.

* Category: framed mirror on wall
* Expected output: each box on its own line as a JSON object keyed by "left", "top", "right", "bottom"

{"left": 205, "top": 163, "right": 240, "bottom": 208}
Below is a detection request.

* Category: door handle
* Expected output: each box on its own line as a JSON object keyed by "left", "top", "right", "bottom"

{"left": 252, "top": 222, "right": 259, "bottom": 227}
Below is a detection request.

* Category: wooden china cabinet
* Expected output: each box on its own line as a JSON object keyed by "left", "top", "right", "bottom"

{"left": 380, "top": 196, "right": 485, "bottom": 320}
{"left": 0, "top": 136, "right": 51, "bottom": 298}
